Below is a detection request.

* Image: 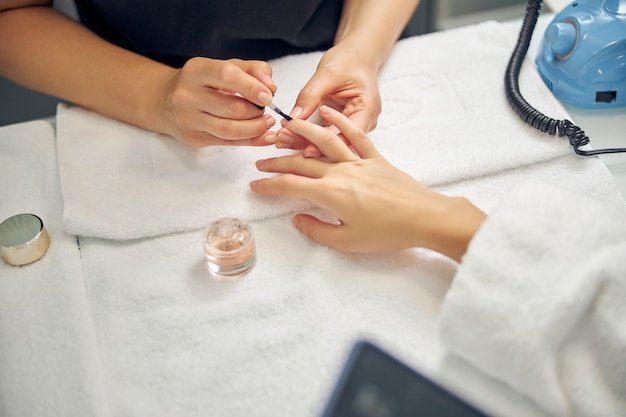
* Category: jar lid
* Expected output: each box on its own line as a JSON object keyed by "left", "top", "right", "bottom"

{"left": 0, "top": 213, "right": 50, "bottom": 266}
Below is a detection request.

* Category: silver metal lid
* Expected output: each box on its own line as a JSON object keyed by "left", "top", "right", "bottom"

{"left": 0, "top": 213, "right": 50, "bottom": 266}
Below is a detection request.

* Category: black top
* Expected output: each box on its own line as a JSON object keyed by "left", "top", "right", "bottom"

{"left": 75, "top": 0, "right": 344, "bottom": 67}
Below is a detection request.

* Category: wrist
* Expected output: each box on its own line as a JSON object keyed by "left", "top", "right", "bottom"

{"left": 415, "top": 196, "right": 486, "bottom": 262}
{"left": 334, "top": 0, "right": 419, "bottom": 71}
{"left": 138, "top": 64, "right": 180, "bottom": 138}
{"left": 333, "top": 30, "right": 391, "bottom": 71}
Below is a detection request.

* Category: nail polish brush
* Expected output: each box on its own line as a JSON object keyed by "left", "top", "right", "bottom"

{"left": 267, "top": 102, "right": 292, "bottom": 121}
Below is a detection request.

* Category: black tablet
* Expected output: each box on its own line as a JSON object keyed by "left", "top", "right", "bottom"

{"left": 321, "top": 341, "right": 490, "bottom": 417}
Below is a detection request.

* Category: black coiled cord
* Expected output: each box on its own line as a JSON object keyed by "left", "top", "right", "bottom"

{"left": 505, "top": 0, "right": 626, "bottom": 156}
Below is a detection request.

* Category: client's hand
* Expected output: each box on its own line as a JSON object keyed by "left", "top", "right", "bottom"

{"left": 250, "top": 106, "right": 486, "bottom": 261}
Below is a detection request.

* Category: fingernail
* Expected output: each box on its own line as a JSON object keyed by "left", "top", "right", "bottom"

{"left": 258, "top": 91, "right": 272, "bottom": 106}
{"left": 264, "top": 132, "right": 278, "bottom": 144}
{"left": 276, "top": 133, "right": 293, "bottom": 146}
{"left": 265, "top": 115, "right": 275, "bottom": 128}
{"left": 290, "top": 106, "right": 303, "bottom": 119}
{"left": 292, "top": 216, "right": 301, "bottom": 229}
{"left": 264, "top": 74, "right": 275, "bottom": 86}
{"left": 303, "top": 148, "right": 321, "bottom": 158}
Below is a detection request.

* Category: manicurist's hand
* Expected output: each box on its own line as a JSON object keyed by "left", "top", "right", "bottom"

{"left": 0, "top": 4, "right": 280, "bottom": 149}
{"left": 161, "top": 58, "right": 278, "bottom": 147}
{"left": 272, "top": 0, "right": 421, "bottom": 156}
{"left": 272, "top": 44, "right": 381, "bottom": 154}
{"left": 250, "top": 106, "right": 487, "bottom": 261}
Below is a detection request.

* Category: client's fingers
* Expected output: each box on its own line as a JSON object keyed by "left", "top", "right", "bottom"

{"left": 318, "top": 106, "right": 379, "bottom": 159}
{"left": 284, "top": 119, "right": 358, "bottom": 163}
{"left": 255, "top": 154, "right": 328, "bottom": 178}
{"left": 292, "top": 214, "right": 346, "bottom": 250}
{"left": 250, "top": 173, "right": 319, "bottom": 201}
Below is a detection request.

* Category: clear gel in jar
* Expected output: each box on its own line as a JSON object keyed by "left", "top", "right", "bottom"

{"left": 203, "top": 217, "right": 256, "bottom": 279}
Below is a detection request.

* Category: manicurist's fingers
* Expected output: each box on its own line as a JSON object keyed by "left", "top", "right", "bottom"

{"left": 291, "top": 74, "right": 332, "bottom": 122}
{"left": 202, "top": 59, "right": 274, "bottom": 108}
{"left": 243, "top": 60, "right": 277, "bottom": 93}
{"left": 201, "top": 114, "right": 275, "bottom": 141}
{"left": 183, "top": 130, "right": 275, "bottom": 148}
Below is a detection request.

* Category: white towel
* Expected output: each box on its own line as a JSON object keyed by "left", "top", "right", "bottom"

{"left": 55, "top": 104, "right": 312, "bottom": 240}
{"left": 2, "top": 115, "right": 623, "bottom": 417}
{"left": 77, "top": 217, "right": 456, "bottom": 417}
{"left": 74, "top": 154, "right": 619, "bottom": 417}
{"left": 56, "top": 20, "right": 573, "bottom": 241}
{"left": 371, "top": 20, "right": 573, "bottom": 184}
{"left": 0, "top": 121, "right": 108, "bottom": 417}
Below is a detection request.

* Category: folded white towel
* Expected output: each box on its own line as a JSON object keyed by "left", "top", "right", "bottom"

{"left": 56, "top": 20, "right": 572, "bottom": 241}
{"left": 371, "top": 20, "right": 573, "bottom": 185}
{"left": 55, "top": 104, "right": 312, "bottom": 240}
{"left": 0, "top": 121, "right": 108, "bottom": 417}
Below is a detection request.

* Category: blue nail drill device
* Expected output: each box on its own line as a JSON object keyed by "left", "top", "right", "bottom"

{"left": 536, "top": 0, "right": 626, "bottom": 108}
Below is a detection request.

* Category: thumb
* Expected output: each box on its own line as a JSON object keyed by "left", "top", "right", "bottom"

{"left": 292, "top": 76, "right": 333, "bottom": 120}
{"left": 292, "top": 214, "right": 344, "bottom": 249}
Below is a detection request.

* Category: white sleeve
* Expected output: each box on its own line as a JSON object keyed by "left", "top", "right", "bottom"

{"left": 439, "top": 180, "right": 626, "bottom": 417}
